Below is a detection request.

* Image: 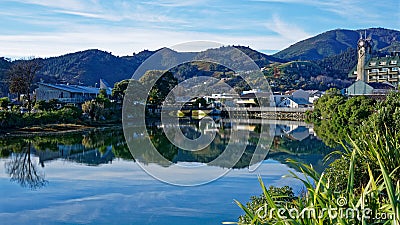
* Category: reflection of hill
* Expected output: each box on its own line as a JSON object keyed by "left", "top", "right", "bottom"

{"left": 2, "top": 120, "right": 334, "bottom": 173}
{"left": 268, "top": 134, "right": 334, "bottom": 173}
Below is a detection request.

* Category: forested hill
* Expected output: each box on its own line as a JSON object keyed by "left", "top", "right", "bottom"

{"left": 38, "top": 49, "right": 156, "bottom": 87}
{"left": 273, "top": 28, "right": 400, "bottom": 61}
{"left": 1, "top": 27, "right": 399, "bottom": 94}
{"left": 31, "top": 46, "right": 284, "bottom": 87}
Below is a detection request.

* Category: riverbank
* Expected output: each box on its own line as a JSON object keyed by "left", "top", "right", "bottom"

{"left": 0, "top": 123, "right": 122, "bottom": 138}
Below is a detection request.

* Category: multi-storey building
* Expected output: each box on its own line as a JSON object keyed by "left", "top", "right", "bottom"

{"left": 348, "top": 36, "right": 400, "bottom": 87}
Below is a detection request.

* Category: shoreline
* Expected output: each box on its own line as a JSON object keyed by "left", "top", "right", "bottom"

{"left": 0, "top": 123, "right": 123, "bottom": 138}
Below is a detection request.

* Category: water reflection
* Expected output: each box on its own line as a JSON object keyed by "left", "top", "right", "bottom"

{"left": 1, "top": 119, "right": 333, "bottom": 188}
{"left": 4, "top": 141, "right": 47, "bottom": 189}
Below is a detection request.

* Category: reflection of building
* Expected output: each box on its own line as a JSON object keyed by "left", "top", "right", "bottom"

{"left": 35, "top": 79, "right": 112, "bottom": 104}
{"left": 35, "top": 145, "right": 114, "bottom": 166}
{"left": 348, "top": 34, "right": 400, "bottom": 87}
{"left": 276, "top": 124, "right": 307, "bottom": 141}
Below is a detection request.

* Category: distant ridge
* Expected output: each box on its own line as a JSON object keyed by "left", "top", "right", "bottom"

{"left": 273, "top": 28, "right": 400, "bottom": 60}
{"left": 0, "top": 27, "right": 399, "bottom": 95}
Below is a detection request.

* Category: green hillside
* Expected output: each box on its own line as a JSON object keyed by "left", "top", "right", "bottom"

{"left": 274, "top": 28, "right": 400, "bottom": 60}
{"left": 0, "top": 27, "right": 399, "bottom": 95}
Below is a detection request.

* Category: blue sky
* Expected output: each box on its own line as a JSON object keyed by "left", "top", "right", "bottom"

{"left": 0, "top": 0, "right": 399, "bottom": 58}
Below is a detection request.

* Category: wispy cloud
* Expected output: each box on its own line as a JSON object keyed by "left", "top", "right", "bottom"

{"left": 142, "top": 0, "right": 208, "bottom": 7}
{"left": 8, "top": 0, "right": 94, "bottom": 11}
{"left": 265, "top": 15, "right": 311, "bottom": 42}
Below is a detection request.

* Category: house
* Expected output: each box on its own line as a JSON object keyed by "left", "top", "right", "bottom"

{"left": 278, "top": 97, "right": 312, "bottom": 108}
{"left": 345, "top": 80, "right": 395, "bottom": 96}
{"left": 275, "top": 89, "right": 312, "bottom": 108}
{"left": 236, "top": 90, "right": 272, "bottom": 107}
{"left": 35, "top": 79, "right": 112, "bottom": 104}
{"left": 306, "top": 90, "right": 324, "bottom": 103}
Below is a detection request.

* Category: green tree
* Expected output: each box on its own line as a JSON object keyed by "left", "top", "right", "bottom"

{"left": 0, "top": 97, "right": 10, "bottom": 109}
{"left": 139, "top": 70, "right": 178, "bottom": 106}
{"left": 111, "top": 79, "right": 130, "bottom": 102}
{"left": 82, "top": 100, "right": 104, "bottom": 121}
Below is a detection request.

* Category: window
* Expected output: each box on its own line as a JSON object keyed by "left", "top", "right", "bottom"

{"left": 370, "top": 62, "right": 376, "bottom": 66}
{"left": 379, "top": 61, "right": 387, "bottom": 65}
{"left": 392, "top": 67, "right": 399, "bottom": 71}
{"left": 390, "top": 60, "right": 397, "bottom": 65}
{"left": 381, "top": 68, "right": 388, "bottom": 72}
{"left": 371, "top": 69, "right": 379, "bottom": 73}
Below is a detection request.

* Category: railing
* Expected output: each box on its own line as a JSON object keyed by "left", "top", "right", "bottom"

{"left": 57, "top": 98, "right": 89, "bottom": 103}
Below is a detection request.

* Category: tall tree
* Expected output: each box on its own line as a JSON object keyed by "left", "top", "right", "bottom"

{"left": 8, "top": 58, "right": 42, "bottom": 111}
{"left": 112, "top": 79, "right": 130, "bottom": 102}
{"left": 139, "top": 70, "right": 178, "bottom": 106}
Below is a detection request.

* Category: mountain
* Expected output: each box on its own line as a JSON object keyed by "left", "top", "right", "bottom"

{"left": 35, "top": 46, "right": 284, "bottom": 86}
{"left": 38, "top": 49, "right": 152, "bottom": 87}
{"left": 274, "top": 28, "right": 400, "bottom": 61}
{"left": 1, "top": 27, "right": 399, "bottom": 95}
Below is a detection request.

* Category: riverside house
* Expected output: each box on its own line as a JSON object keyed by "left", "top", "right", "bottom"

{"left": 35, "top": 79, "right": 111, "bottom": 104}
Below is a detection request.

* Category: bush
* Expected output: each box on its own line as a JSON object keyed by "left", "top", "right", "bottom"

{"left": 231, "top": 126, "right": 400, "bottom": 225}
{"left": 0, "top": 105, "right": 82, "bottom": 129}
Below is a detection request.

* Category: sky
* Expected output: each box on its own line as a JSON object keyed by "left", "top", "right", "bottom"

{"left": 0, "top": 0, "right": 399, "bottom": 58}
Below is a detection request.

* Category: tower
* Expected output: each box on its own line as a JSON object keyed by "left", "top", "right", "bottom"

{"left": 356, "top": 33, "right": 372, "bottom": 82}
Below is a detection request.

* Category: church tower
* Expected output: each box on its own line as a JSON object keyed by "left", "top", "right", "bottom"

{"left": 356, "top": 33, "right": 372, "bottom": 82}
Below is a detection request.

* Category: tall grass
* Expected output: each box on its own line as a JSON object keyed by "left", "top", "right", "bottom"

{"left": 227, "top": 127, "right": 400, "bottom": 225}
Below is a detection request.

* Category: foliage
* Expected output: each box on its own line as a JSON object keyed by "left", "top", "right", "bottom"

{"left": 237, "top": 186, "right": 296, "bottom": 224}
{"left": 0, "top": 106, "right": 81, "bottom": 129}
{"left": 112, "top": 79, "right": 130, "bottom": 102}
{"left": 0, "top": 97, "right": 10, "bottom": 109}
{"left": 307, "top": 88, "right": 377, "bottom": 147}
{"left": 82, "top": 100, "right": 105, "bottom": 121}
{"left": 34, "top": 99, "right": 60, "bottom": 111}
{"left": 139, "top": 70, "right": 178, "bottom": 106}
{"left": 231, "top": 128, "right": 400, "bottom": 224}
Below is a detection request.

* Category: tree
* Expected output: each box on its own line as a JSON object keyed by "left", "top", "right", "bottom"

{"left": 5, "top": 141, "right": 47, "bottom": 189}
{"left": 82, "top": 100, "right": 104, "bottom": 121}
{"left": 0, "top": 97, "right": 10, "bottom": 109}
{"left": 8, "top": 58, "right": 42, "bottom": 111}
{"left": 112, "top": 79, "right": 130, "bottom": 102}
{"left": 139, "top": 70, "right": 178, "bottom": 106}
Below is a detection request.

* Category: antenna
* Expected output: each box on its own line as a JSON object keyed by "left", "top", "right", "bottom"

{"left": 364, "top": 30, "right": 367, "bottom": 39}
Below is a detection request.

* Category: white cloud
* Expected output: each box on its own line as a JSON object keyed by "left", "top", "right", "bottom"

{"left": 8, "top": 0, "right": 94, "bottom": 11}
{"left": 0, "top": 24, "right": 305, "bottom": 59}
{"left": 265, "top": 15, "right": 311, "bottom": 43}
{"left": 142, "top": 0, "right": 208, "bottom": 7}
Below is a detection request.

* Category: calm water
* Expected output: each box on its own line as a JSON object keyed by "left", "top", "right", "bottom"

{"left": 0, "top": 119, "right": 332, "bottom": 225}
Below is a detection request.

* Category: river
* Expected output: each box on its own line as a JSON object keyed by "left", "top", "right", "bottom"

{"left": 0, "top": 118, "right": 332, "bottom": 224}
